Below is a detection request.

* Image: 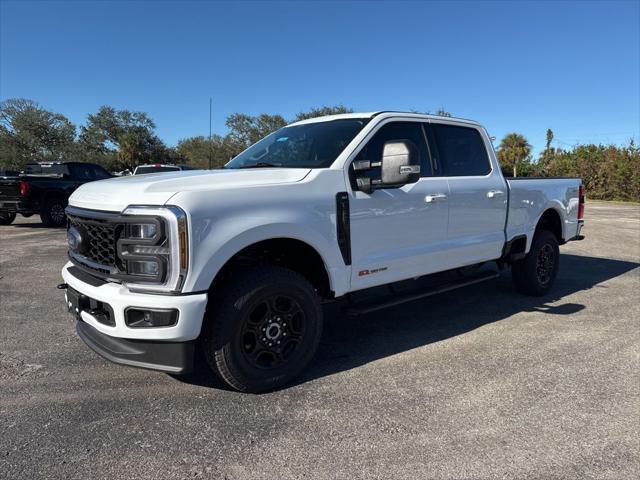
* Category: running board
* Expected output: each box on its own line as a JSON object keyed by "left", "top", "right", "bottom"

{"left": 345, "top": 270, "right": 500, "bottom": 317}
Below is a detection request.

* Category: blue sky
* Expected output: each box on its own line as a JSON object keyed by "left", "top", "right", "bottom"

{"left": 1, "top": 0, "right": 639, "bottom": 155}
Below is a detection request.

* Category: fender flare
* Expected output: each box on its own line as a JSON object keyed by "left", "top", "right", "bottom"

{"left": 186, "top": 222, "right": 348, "bottom": 295}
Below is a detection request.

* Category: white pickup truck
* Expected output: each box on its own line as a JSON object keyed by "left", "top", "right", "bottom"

{"left": 60, "top": 112, "right": 585, "bottom": 392}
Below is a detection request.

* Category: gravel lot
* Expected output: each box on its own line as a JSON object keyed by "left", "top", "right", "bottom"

{"left": 1, "top": 201, "right": 639, "bottom": 480}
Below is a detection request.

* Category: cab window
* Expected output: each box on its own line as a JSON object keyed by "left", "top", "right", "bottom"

{"left": 70, "top": 164, "right": 93, "bottom": 180}
{"left": 430, "top": 124, "right": 490, "bottom": 176}
{"left": 90, "top": 165, "right": 112, "bottom": 180}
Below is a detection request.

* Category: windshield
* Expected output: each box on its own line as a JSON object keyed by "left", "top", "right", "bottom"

{"left": 225, "top": 118, "right": 369, "bottom": 169}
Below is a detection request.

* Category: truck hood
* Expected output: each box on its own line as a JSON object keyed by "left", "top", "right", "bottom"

{"left": 69, "top": 168, "right": 311, "bottom": 212}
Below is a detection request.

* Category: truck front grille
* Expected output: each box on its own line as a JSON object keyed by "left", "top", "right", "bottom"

{"left": 66, "top": 207, "right": 122, "bottom": 277}
{"left": 76, "top": 221, "right": 117, "bottom": 267}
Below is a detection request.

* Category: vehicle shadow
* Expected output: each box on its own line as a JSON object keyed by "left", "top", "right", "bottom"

{"left": 10, "top": 222, "right": 52, "bottom": 229}
{"left": 176, "top": 254, "right": 638, "bottom": 391}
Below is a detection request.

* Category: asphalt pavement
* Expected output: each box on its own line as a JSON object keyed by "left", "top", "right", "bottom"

{"left": 1, "top": 201, "right": 639, "bottom": 479}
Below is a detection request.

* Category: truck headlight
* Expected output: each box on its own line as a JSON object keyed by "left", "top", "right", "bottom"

{"left": 117, "top": 206, "right": 188, "bottom": 294}
{"left": 129, "top": 223, "right": 158, "bottom": 239}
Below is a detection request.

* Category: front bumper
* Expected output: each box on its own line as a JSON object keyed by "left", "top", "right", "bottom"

{"left": 62, "top": 262, "right": 208, "bottom": 372}
{"left": 76, "top": 320, "right": 194, "bottom": 374}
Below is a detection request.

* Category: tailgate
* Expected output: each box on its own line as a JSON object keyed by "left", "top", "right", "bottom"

{"left": 0, "top": 178, "right": 21, "bottom": 200}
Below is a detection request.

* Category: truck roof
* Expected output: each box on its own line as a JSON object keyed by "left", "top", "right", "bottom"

{"left": 289, "top": 111, "right": 483, "bottom": 127}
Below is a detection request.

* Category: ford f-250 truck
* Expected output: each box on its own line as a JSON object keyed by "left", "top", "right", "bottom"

{"left": 60, "top": 112, "right": 585, "bottom": 392}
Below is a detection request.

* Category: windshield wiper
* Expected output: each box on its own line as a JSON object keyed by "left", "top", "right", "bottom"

{"left": 237, "top": 162, "right": 281, "bottom": 169}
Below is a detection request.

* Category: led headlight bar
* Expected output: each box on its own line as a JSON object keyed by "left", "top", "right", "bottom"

{"left": 119, "top": 206, "right": 188, "bottom": 294}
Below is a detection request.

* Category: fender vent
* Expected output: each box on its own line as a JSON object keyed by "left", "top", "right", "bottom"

{"left": 336, "top": 192, "right": 351, "bottom": 265}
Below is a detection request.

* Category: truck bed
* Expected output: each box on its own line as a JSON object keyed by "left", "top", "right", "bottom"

{"left": 506, "top": 177, "right": 582, "bottom": 249}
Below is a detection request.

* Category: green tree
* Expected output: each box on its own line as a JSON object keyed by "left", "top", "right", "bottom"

{"left": 293, "top": 105, "right": 353, "bottom": 121}
{"left": 79, "top": 106, "right": 166, "bottom": 170}
{"left": 225, "top": 113, "right": 287, "bottom": 149}
{"left": 225, "top": 105, "right": 355, "bottom": 150}
{"left": 411, "top": 107, "right": 453, "bottom": 117}
{"left": 545, "top": 128, "right": 554, "bottom": 151}
{"left": 0, "top": 98, "right": 77, "bottom": 169}
{"left": 543, "top": 141, "right": 639, "bottom": 201}
{"left": 535, "top": 128, "right": 556, "bottom": 175}
{"left": 497, "top": 133, "right": 532, "bottom": 177}
{"left": 176, "top": 134, "right": 238, "bottom": 169}
{"left": 178, "top": 105, "right": 356, "bottom": 168}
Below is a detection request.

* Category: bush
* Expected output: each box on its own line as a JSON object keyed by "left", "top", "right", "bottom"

{"left": 532, "top": 142, "right": 639, "bottom": 201}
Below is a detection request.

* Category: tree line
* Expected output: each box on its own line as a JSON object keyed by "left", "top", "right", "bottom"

{"left": 496, "top": 130, "right": 639, "bottom": 201}
{"left": 1, "top": 98, "right": 637, "bottom": 201}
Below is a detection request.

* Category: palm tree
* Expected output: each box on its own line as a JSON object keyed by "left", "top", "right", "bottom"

{"left": 497, "top": 133, "right": 532, "bottom": 177}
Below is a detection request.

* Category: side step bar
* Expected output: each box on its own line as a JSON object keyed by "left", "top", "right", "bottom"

{"left": 345, "top": 270, "right": 500, "bottom": 317}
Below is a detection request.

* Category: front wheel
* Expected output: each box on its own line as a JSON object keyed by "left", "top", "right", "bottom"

{"left": 512, "top": 229, "right": 560, "bottom": 296}
{"left": 202, "top": 266, "right": 323, "bottom": 393}
{"left": 40, "top": 199, "right": 67, "bottom": 227}
{"left": 0, "top": 211, "right": 16, "bottom": 225}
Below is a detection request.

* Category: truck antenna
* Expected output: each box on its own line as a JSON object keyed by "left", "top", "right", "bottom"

{"left": 208, "top": 97, "right": 213, "bottom": 170}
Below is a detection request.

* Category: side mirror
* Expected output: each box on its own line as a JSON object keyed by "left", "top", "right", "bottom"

{"left": 380, "top": 140, "right": 420, "bottom": 185}
{"left": 353, "top": 140, "right": 420, "bottom": 194}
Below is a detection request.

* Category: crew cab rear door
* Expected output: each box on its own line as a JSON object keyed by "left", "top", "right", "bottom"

{"left": 348, "top": 120, "right": 451, "bottom": 290}
{"left": 426, "top": 122, "right": 507, "bottom": 265}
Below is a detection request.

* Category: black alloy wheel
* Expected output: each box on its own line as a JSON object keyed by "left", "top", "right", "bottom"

{"left": 240, "top": 294, "right": 306, "bottom": 370}
{"left": 202, "top": 266, "right": 323, "bottom": 393}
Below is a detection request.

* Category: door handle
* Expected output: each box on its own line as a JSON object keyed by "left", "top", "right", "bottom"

{"left": 425, "top": 193, "right": 447, "bottom": 203}
{"left": 486, "top": 190, "right": 505, "bottom": 198}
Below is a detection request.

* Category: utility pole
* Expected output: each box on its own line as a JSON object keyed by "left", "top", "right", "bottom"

{"left": 208, "top": 97, "right": 213, "bottom": 170}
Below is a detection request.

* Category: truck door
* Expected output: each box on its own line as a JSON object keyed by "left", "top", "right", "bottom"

{"left": 348, "top": 120, "right": 451, "bottom": 291}
{"left": 426, "top": 122, "right": 507, "bottom": 265}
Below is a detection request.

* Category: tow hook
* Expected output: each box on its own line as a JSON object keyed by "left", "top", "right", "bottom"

{"left": 57, "top": 283, "right": 68, "bottom": 290}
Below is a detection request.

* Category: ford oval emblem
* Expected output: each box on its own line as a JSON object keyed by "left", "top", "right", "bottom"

{"left": 67, "top": 226, "right": 87, "bottom": 253}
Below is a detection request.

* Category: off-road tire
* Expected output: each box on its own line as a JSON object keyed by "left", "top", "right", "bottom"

{"left": 202, "top": 266, "right": 323, "bottom": 393}
{"left": 512, "top": 229, "right": 560, "bottom": 296}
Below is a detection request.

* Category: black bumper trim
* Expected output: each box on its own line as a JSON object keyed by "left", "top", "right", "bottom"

{"left": 0, "top": 199, "right": 35, "bottom": 214}
{"left": 67, "top": 265, "right": 108, "bottom": 287}
{"left": 76, "top": 321, "right": 194, "bottom": 374}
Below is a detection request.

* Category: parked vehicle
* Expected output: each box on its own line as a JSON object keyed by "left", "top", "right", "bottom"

{"left": 60, "top": 112, "right": 585, "bottom": 392}
{"left": 133, "top": 164, "right": 197, "bottom": 175}
{"left": 0, "top": 170, "right": 21, "bottom": 224}
{"left": 0, "top": 161, "right": 112, "bottom": 227}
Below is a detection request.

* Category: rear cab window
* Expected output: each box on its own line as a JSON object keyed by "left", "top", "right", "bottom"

{"left": 429, "top": 123, "right": 491, "bottom": 176}
{"left": 90, "top": 165, "right": 112, "bottom": 180}
{"left": 24, "top": 163, "right": 69, "bottom": 175}
{"left": 135, "top": 166, "right": 181, "bottom": 174}
{"left": 69, "top": 164, "right": 94, "bottom": 180}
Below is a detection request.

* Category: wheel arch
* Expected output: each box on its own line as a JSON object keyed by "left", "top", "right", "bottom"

{"left": 207, "top": 237, "right": 334, "bottom": 299}
{"left": 42, "top": 190, "right": 68, "bottom": 207}
{"left": 535, "top": 207, "right": 564, "bottom": 244}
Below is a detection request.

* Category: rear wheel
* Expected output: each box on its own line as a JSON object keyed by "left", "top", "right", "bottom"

{"left": 202, "top": 266, "right": 323, "bottom": 393}
{"left": 40, "top": 198, "right": 67, "bottom": 227}
{"left": 0, "top": 211, "right": 16, "bottom": 225}
{"left": 512, "top": 229, "right": 560, "bottom": 296}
